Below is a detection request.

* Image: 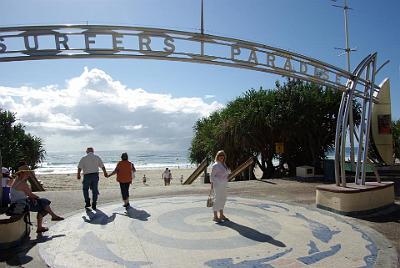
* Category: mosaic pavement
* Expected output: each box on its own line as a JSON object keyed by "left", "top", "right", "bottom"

{"left": 38, "top": 196, "right": 397, "bottom": 267}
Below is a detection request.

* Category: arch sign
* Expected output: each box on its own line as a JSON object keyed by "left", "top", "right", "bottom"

{"left": 0, "top": 25, "right": 386, "bottom": 186}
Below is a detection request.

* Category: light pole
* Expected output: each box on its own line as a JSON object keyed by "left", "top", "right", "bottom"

{"left": 200, "top": 0, "right": 204, "bottom": 35}
{"left": 332, "top": 0, "right": 357, "bottom": 172}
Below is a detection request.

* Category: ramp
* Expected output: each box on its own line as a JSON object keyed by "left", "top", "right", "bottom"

{"left": 228, "top": 157, "right": 255, "bottom": 181}
{"left": 183, "top": 158, "right": 208, "bottom": 185}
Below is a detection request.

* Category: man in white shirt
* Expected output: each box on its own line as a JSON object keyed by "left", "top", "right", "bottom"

{"left": 77, "top": 147, "right": 107, "bottom": 210}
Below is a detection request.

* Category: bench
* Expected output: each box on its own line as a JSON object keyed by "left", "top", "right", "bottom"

{"left": 0, "top": 211, "right": 30, "bottom": 249}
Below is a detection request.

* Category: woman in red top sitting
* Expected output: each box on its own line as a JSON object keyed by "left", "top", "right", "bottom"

{"left": 107, "top": 152, "right": 136, "bottom": 208}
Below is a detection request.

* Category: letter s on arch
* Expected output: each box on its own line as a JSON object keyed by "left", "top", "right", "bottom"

{"left": 164, "top": 36, "right": 175, "bottom": 53}
{"left": 0, "top": 37, "right": 6, "bottom": 53}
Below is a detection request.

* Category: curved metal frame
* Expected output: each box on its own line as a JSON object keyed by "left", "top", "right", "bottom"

{"left": 334, "top": 53, "right": 378, "bottom": 186}
{"left": 0, "top": 25, "right": 381, "bottom": 186}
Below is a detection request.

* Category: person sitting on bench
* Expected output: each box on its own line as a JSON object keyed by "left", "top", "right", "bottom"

{"left": 10, "top": 165, "right": 64, "bottom": 233}
{"left": 1, "top": 167, "right": 12, "bottom": 207}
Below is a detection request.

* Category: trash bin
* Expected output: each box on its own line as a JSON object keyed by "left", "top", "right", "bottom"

{"left": 323, "top": 159, "right": 335, "bottom": 182}
{"left": 204, "top": 173, "right": 210, "bottom": 184}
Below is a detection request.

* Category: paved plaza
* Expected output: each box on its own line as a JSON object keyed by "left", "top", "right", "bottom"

{"left": 1, "top": 180, "right": 399, "bottom": 267}
{"left": 38, "top": 196, "right": 397, "bottom": 268}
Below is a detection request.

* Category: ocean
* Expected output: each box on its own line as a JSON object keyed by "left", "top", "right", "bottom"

{"left": 36, "top": 150, "right": 194, "bottom": 174}
{"left": 36, "top": 148, "right": 351, "bottom": 175}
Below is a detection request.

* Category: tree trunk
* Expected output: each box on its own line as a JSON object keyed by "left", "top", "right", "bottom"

{"left": 255, "top": 156, "right": 267, "bottom": 179}
{"left": 265, "top": 158, "right": 274, "bottom": 179}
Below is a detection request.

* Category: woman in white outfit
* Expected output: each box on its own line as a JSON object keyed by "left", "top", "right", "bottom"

{"left": 210, "top": 150, "right": 230, "bottom": 222}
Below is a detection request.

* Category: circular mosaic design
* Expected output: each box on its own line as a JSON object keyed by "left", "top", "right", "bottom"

{"left": 39, "top": 196, "right": 387, "bottom": 267}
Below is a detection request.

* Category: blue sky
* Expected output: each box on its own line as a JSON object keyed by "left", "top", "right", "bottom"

{"left": 0, "top": 0, "right": 399, "bottom": 152}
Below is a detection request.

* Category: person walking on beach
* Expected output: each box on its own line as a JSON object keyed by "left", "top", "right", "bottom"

{"left": 142, "top": 174, "right": 147, "bottom": 185}
{"left": 107, "top": 152, "right": 136, "bottom": 208}
{"left": 162, "top": 168, "right": 172, "bottom": 186}
{"left": 77, "top": 147, "right": 107, "bottom": 210}
{"left": 210, "top": 150, "right": 230, "bottom": 223}
{"left": 10, "top": 165, "right": 64, "bottom": 233}
{"left": 168, "top": 169, "right": 172, "bottom": 185}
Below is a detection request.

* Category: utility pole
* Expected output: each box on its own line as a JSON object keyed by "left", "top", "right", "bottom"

{"left": 200, "top": 0, "right": 204, "bottom": 35}
{"left": 332, "top": 0, "right": 357, "bottom": 171}
{"left": 332, "top": 0, "right": 354, "bottom": 71}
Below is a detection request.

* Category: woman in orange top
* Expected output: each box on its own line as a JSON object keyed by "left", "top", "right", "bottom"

{"left": 108, "top": 152, "right": 136, "bottom": 208}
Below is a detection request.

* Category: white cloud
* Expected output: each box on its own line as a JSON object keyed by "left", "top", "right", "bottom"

{"left": 0, "top": 67, "right": 224, "bottom": 152}
{"left": 123, "top": 124, "right": 145, "bottom": 130}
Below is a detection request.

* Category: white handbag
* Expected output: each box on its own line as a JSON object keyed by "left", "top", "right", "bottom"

{"left": 206, "top": 189, "right": 214, "bottom": 207}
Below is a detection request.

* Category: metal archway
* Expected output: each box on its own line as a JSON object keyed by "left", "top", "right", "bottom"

{"left": 0, "top": 24, "right": 383, "bottom": 186}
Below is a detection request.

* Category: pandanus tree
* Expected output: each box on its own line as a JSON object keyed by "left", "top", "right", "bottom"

{"left": 215, "top": 94, "right": 260, "bottom": 173}
{"left": 189, "top": 80, "right": 355, "bottom": 178}
{"left": 0, "top": 109, "right": 45, "bottom": 171}
{"left": 272, "top": 80, "right": 351, "bottom": 174}
{"left": 226, "top": 89, "right": 276, "bottom": 178}
{"left": 189, "top": 111, "right": 223, "bottom": 164}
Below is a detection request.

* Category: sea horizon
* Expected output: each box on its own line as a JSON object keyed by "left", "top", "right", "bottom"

{"left": 36, "top": 150, "right": 195, "bottom": 174}
{"left": 33, "top": 148, "right": 350, "bottom": 175}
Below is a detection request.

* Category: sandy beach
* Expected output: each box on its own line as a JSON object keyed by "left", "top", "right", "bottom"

{"left": 36, "top": 167, "right": 202, "bottom": 191}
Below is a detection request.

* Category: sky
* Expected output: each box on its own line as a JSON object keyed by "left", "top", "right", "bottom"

{"left": 0, "top": 0, "right": 399, "bottom": 153}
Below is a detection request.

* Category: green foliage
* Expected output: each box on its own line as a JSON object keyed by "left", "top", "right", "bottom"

{"left": 0, "top": 109, "right": 45, "bottom": 171}
{"left": 189, "top": 79, "right": 355, "bottom": 178}
{"left": 189, "top": 111, "right": 225, "bottom": 163}
{"left": 220, "top": 89, "right": 275, "bottom": 177}
{"left": 272, "top": 80, "right": 348, "bottom": 173}
{"left": 392, "top": 119, "right": 400, "bottom": 159}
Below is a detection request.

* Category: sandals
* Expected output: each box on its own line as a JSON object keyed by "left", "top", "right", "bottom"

{"left": 213, "top": 215, "right": 230, "bottom": 222}
{"left": 213, "top": 217, "right": 222, "bottom": 223}
{"left": 36, "top": 227, "right": 49, "bottom": 233}
{"left": 51, "top": 216, "right": 64, "bottom": 221}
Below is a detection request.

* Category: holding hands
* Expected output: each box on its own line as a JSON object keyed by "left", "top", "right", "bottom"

{"left": 106, "top": 169, "right": 116, "bottom": 178}
{"left": 102, "top": 166, "right": 109, "bottom": 178}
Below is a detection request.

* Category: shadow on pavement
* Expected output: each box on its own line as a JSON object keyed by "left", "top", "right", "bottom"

{"left": 82, "top": 209, "right": 116, "bottom": 225}
{"left": 116, "top": 207, "right": 151, "bottom": 221}
{"left": 255, "top": 179, "right": 277, "bottom": 185}
{"left": 218, "top": 220, "right": 286, "bottom": 247}
{"left": 34, "top": 234, "right": 66, "bottom": 243}
{"left": 361, "top": 204, "right": 400, "bottom": 223}
{"left": 78, "top": 232, "right": 152, "bottom": 267}
{"left": 0, "top": 233, "right": 65, "bottom": 266}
